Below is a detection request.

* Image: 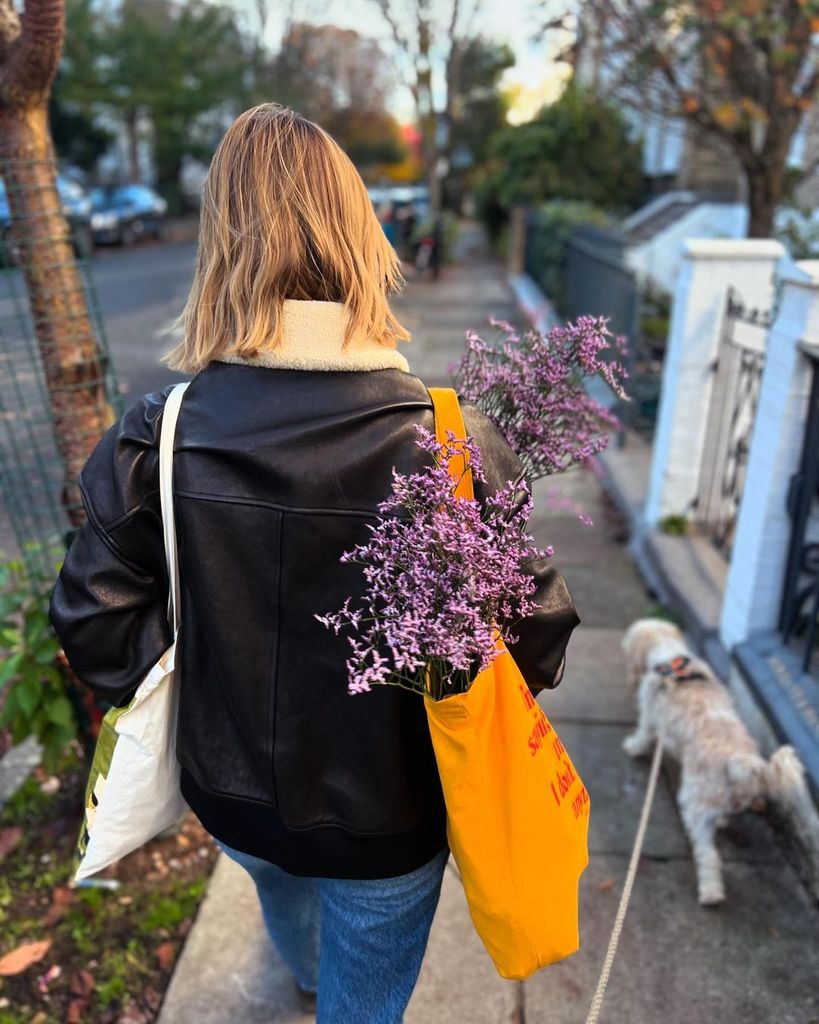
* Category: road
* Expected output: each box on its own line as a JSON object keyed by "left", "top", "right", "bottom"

{"left": 84, "top": 240, "right": 197, "bottom": 400}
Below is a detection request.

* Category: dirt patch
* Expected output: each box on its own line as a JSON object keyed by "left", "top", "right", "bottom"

{"left": 0, "top": 749, "right": 218, "bottom": 1023}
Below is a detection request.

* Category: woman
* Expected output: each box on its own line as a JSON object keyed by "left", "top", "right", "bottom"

{"left": 49, "top": 105, "right": 580, "bottom": 1023}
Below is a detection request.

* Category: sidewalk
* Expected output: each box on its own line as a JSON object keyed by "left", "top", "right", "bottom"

{"left": 157, "top": 229, "right": 819, "bottom": 1024}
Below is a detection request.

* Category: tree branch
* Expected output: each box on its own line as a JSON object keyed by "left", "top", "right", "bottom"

{"left": 0, "top": 0, "right": 64, "bottom": 105}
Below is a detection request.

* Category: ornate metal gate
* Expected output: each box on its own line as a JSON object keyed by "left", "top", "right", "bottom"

{"left": 779, "top": 346, "right": 819, "bottom": 678}
{"left": 695, "top": 287, "right": 772, "bottom": 555}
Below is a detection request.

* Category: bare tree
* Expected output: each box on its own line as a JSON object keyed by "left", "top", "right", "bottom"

{"left": 372, "top": 0, "right": 480, "bottom": 210}
{"left": 0, "top": 0, "right": 114, "bottom": 527}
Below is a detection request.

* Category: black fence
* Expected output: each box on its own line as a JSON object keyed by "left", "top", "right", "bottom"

{"left": 523, "top": 210, "right": 662, "bottom": 439}
{"left": 780, "top": 346, "right": 819, "bottom": 679}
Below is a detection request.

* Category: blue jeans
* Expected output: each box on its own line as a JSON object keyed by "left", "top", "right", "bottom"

{"left": 214, "top": 839, "right": 449, "bottom": 1023}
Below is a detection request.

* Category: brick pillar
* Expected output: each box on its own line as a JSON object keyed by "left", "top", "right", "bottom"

{"left": 645, "top": 239, "right": 785, "bottom": 526}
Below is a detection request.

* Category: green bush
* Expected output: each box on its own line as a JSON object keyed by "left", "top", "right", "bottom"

{"left": 525, "top": 200, "right": 615, "bottom": 312}
{"left": 0, "top": 553, "right": 80, "bottom": 771}
{"left": 481, "top": 82, "right": 644, "bottom": 214}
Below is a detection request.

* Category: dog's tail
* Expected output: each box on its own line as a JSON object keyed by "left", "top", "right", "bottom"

{"left": 725, "top": 752, "right": 769, "bottom": 808}
{"left": 764, "top": 745, "right": 806, "bottom": 801}
{"left": 762, "top": 746, "right": 819, "bottom": 881}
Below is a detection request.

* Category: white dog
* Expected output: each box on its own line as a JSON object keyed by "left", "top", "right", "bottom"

{"left": 621, "top": 619, "right": 814, "bottom": 905}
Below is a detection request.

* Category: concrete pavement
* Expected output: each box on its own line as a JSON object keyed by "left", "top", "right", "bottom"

{"left": 157, "top": 230, "right": 819, "bottom": 1024}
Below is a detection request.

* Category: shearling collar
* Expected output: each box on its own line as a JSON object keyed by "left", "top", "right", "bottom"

{"left": 214, "top": 299, "right": 410, "bottom": 373}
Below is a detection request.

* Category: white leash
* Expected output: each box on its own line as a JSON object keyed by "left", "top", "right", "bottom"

{"left": 583, "top": 728, "right": 666, "bottom": 1024}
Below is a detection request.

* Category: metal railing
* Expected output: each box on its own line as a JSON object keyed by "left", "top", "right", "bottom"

{"left": 0, "top": 157, "right": 121, "bottom": 588}
{"left": 695, "top": 288, "right": 771, "bottom": 556}
{"left": 780, "top": 346, "right": 819, "bottom": 679}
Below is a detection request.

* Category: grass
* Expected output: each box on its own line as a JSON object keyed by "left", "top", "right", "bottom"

{"left": 0, "top": 746, "right": 217, "bottom": 1023}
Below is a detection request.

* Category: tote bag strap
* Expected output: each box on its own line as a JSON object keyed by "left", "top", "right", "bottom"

{"left": 159, "top": 381, "right": 190, "bottom": 634}
{"left": 427, "top": 387, "right": 474, "bottom": 502}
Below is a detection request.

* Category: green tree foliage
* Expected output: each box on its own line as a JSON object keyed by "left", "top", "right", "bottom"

{"left": 486, "top": 83, "right": 644, "bottom": 211}
{"left": 49, "top": 91, "right": 113, "bottom": 173}
{"left": 444, "top": 38, "right": 514, "bottom": 210}
{"left": 449, "top": 39, "right": 515, "bottom": 169}
{"left": 55, "top": 0, "right": 248, "bottom": 197}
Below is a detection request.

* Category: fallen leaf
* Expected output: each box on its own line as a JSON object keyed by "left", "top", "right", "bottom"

{"left": 597, "top": 878, "right": 615, "bottom": 892}
{"left": 67, "top": 997, "right": 89, "bottom": 1024}
{"left": 117, "top": 895, "right": 133, "bottom": 906}
{"left": 39, "top": 775, "right": 61, "bottom": 795}
{"left": 0, "top": 826, "right": 22, "bottom": 861}
{"left": 43, "top": 886, "right": 75, "bottom": 927}
{"left": 69, "top": 968, "right": 95, "bottom": 997}
{"left": 0, "top": 939, "right": 53, "bottom": 976}
{"left": 176, "top": 834, "right": 191, "bottom": 848}
{"left": 155, "top": 941, "right": 177, "bottom": 971}
{"left": 31, "top": 1012, "right": 48, "bottom": 1024}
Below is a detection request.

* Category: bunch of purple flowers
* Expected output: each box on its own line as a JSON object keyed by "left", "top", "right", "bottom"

{"left": 451, "top": 316, "right": 628, "bottom": 480}
{"left": 316, "top": 427, "right": 550, "bottom": 700}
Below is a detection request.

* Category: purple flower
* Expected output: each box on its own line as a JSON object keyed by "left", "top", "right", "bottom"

{"left": 315, "top": 427, "right": 547, "bottom": 700}
{"left": 451, "top": 316, "right": 628, "bottom": 481}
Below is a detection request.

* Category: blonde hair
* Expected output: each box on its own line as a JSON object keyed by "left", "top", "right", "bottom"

{"left": 163, "top": 104, "right": 409, "bottom": 373}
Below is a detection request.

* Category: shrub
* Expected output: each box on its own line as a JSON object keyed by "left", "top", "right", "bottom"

{"left": 0, "top": 553, "right": 81, "bottom": 771}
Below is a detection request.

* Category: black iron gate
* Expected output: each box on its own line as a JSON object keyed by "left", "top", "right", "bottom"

{"left": 780, "top": 346, "right": 819, "bottom": 678}
{"left": 695, "top": 287, "right": 771, "bottom": 556}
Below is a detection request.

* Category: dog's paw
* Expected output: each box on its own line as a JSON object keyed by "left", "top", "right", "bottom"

{"left": 622, "top": 733, "right": 650, "bottom": 758}
{"left": 698, "top": 884, "right": 726, "bottom": 906}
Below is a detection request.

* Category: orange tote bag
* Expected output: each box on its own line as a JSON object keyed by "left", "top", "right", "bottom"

{"left": 424, "top": 387, "right": 591, "bottom": 981}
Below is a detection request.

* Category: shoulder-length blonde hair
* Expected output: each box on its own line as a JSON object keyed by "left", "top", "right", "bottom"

{"left": 162, "top": 104, "right": 410, "bottom": 373}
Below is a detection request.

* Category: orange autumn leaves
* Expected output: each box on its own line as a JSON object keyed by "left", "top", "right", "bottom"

{"left": 0, "top": 938, "right": 53, "bottom": 976}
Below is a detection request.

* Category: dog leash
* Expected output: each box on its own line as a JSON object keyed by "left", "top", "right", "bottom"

{"left": 583, "top": 726, "right": 666, "bottom": 1024}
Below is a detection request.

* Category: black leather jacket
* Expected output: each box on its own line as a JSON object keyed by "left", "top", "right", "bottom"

{"left": 49, "top": 362, "right": 580, "bottom": 879}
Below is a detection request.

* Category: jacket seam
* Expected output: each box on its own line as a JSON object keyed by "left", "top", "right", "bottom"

{"left": 175, "top": 489, "right": 380, "bottom": 518}
{"left": 269, "top": 511, "right": 284, "bottom": 811}
{"left": 78, "top": 478, "right": 154, "bottom": 577}
{"left": 101, "top": 487, "right": 161, "bottom": 533}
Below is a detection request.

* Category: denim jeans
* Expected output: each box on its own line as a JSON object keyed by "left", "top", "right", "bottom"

{"left": 213, "top": 839, "right": 449, "bottom": 1023}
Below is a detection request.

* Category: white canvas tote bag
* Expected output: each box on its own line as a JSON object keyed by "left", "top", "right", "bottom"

{"left": 74, "top": 380, "right": 191, "bottom": 881}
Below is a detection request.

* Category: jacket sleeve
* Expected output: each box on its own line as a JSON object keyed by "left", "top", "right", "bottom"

{"left": 48, "top": 387, "right": 176, "bottom": 708}
{"left": 460, "top": 398, "right": 581, "bottom": 693}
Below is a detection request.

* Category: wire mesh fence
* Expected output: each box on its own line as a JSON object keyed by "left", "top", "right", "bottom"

{"left": 0, "top": 156, "right": 122, "bottom": 590}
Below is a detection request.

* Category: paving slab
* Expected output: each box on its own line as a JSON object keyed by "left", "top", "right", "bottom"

{"left": 524, "top": 853, "right": 819, "bottom": 1024}
{"left": 532, "top": 470, "right": 607, "bottom": 516}
{"left": 539, "top": 625, "right": 635, "bottom": 723}
{"left": 157, "top": 855, "right": 312, "bottom": 1024}
{"left": 405, "top": 863, "right": 518, "bottom": 1023}
{"left": 553, "top": 721, "right": 690, "bottom": 860}
{"left": 557, "top": 562, "right": 658, "bottom": 631}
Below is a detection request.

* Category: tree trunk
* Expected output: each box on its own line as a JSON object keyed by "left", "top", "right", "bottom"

{"left": 0, "top": 1, "right": 115, "bottom": 528}
{"left": 745, "top": 160, "right": 782, "bottom": 239}
{"left": 125, "top": 107, "right": 141, "bottom": 183}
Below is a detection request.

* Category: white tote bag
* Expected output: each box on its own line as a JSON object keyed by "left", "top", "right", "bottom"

{"left": 74, "top": 381, "right": 191, "bottom": 881}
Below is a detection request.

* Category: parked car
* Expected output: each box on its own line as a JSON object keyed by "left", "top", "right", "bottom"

{"left": 0, "top": 173, "right": 94, "bottom": 266}
{"left": 89, "top": 184, "right": 168, "bottom": 246}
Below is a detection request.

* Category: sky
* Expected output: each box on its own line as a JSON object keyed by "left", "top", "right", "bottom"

{"left": 234, "top": 0, "right": 571, "bottom": 125}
